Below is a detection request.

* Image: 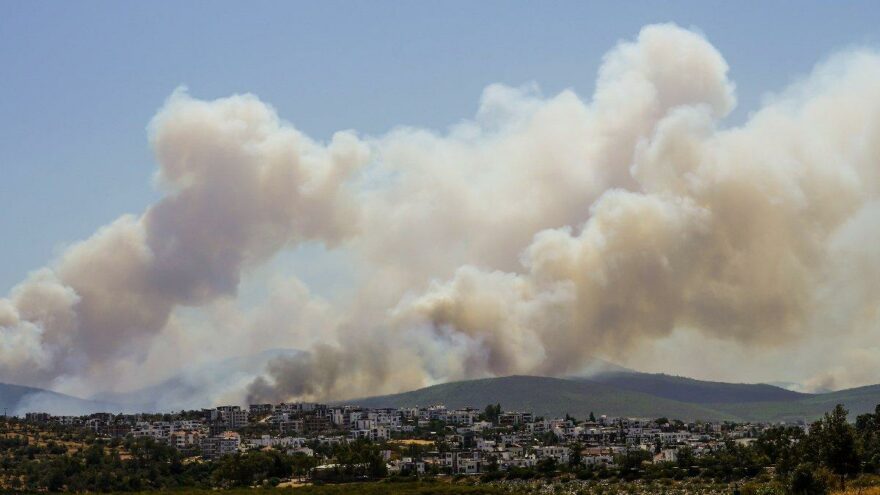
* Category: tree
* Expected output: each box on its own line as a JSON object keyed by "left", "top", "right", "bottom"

{"left": 536, "top": 457, "right": 557, "bottom": 474}
{"left": 855, "top": 404, "right": 880, "bottom": 473}
{"left": 589, "top": 411, "right": 596, "bottom": 422}
{"left": 756, "top": 425, "right": 805, "bottom": 475}
{"left": 568, "top": 442, "right": 583, "bottom": 469}
{"left": 616, "top": 449, "right": 652, "bottom": 480}
{"left": 539, "top": 431, "right": 559, "bottom": 446}
{"left": 484, "top": 454, "right": 499, "bottom": 473}
{"left": 483, "top": 404, "right": 502, "bottom": 424}
{"left": 676, "top": 446, "right": 696, "bottom": 475}
{"left": 788, "top": 463, "right": 832, "bottom": 495}
{"left": 809, "top": 404, "right": 860, "bottom": 489}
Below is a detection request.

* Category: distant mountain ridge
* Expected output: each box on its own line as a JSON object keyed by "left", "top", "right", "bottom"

{"left": 0, "top": 382, "right": 127, "bottom": 416}
{"left": 93, "top": 348, "right": 304, "bottom": 411}
{"left": 348, "top": 373, "right": 880, "bottom": 423}
{"left": 348, "top": 375, "right": 741, "bottom": 421}
{"left": 6, "top": 357, "right": 880, "bottom": 423}
{"left": 3, "top": 348, "right": 304, "bottom": 416}
{"left": 585, "top": 371, "right": 808, "bottom": 404}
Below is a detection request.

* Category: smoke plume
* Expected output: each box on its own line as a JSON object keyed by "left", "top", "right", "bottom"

{"left": 2, "top": 24, "right": 880, "bottom": 404}
{"left": 0, "top": 91, "right": 368, "bottom": 389}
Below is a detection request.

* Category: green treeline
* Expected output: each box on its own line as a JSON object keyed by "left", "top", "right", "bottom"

{"left": 0, "top": 431, "right": 383, "bottom": 492}
{"left": 1, "top": 404, "right": 880, "bottom": 493}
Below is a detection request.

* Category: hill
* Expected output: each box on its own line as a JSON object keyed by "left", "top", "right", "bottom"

{"left": 348, "top": 375, "right": 739, "bottom": 421}
{"left": 0, "top": 382, "right": 126, "bottom": 416}
{"left": 711, "top": 384, "right": 880, "bottom": 422}
{"left": 348, "top": 375, "right": 880, "bottom": 423}
{"left": 585, "top": 371, "right": 808, "bottom": 404}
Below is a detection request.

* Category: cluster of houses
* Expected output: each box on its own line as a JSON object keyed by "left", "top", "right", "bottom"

{"left": 22, "top": 403, "right": 800, "bottom": 474}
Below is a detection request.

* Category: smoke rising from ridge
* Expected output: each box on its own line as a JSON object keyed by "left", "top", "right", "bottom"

{"left": 2, "top": 24, "right": 880, "bottom": 404}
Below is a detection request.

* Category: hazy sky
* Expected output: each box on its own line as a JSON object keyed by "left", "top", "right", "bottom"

{"left": 2, "top": 1, "right": 879, "bottom": 293}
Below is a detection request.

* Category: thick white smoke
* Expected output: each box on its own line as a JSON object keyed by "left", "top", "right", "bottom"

{"left": 0, "top": 91, "right": 368, "bottom": 390}
{"left": 2, "top": 24, "right": 880, "bottom": 404}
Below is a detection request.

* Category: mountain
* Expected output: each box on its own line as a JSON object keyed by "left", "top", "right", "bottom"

{"left": 570, "top": 357, "right": 634, "bottom": 376}
{"left": 585, "top": 372, "right": 808, "bottom": 404}
{"left": 93, "top": 348, "right": 303, "bottom": 411}
{"left": 711, "top": 384, "right": 880, "bottom": 423}
{"left": 3, "top": 348, "right": 302, "bottom": 416}
{"left": 766, "top": 381, "right": 832, "bottom": 394}
{"left": 349, "top": 375, "right": 740, "bottom": 421}
{"left": 0, "top": 383, "right": 127, "bottom": 416}
{"left": 348, "top": 374, "right": 880, "bottom": 423}
{"left": 8, "top": 351, "right": 880, "bottom": 422}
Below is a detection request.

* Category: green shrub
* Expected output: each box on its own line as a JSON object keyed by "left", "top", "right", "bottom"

{"left": 787, "top": 463, "right": 834, "bottom": 495}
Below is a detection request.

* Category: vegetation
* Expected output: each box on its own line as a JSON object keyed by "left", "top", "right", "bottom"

{"left": 4, "top": 403, "right": 880, "bottom": 493}
{"left": 0, "top": 419, "right": 377, "bottom": 491}
{"left": 291, "top": 480, "right": 508, "bottom": 494}
{"left": 484, "top": 404, "right": 502, "bottom": 424}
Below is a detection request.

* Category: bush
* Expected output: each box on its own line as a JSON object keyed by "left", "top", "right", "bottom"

{"left": 480, "top": 470, "right": 505, "bottom": 482}
{"left": 788, "top": 464, "right": 835, "bottom": 495}
{"left": 506, "top": 467, "right": 535, "bottom": 479}
{"left": 575, "top": 469, "right": 594, "bottom": 480}
{"left": 740, "top": 480, "right": 785, "bottom": 495}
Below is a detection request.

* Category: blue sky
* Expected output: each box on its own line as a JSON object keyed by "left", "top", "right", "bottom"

{"left": 1, "top": 1, "right": 879, "bottom": 293}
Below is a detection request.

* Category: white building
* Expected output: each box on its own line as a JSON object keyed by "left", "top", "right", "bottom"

{"left": 200, "top": 432, "right": 241, "bottom": 459}
{"left": 534, "top": 446, "right": 570, "bottom": 465}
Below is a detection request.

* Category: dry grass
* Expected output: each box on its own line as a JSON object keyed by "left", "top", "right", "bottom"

{"left": 835, "top": 488, "right": 880, "bottom": 495}
{"left": 277, "top": 479, "right": 312, "bottom": 488}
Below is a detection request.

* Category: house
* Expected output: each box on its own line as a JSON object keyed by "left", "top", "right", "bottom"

{"left": 349, "top": 425, "right": 390, "bottom": 442}
{"left": 389, "top": 457, "right": 426, "bottom": 475}
{"left": 583, "top": 454, "right": 614, "bottom": 466}
{"left": 200, "top": 432, "right": 241, "bottom": 459}
{"left": 214, "top": 405, "right": 249, "bottom": 429}
{"left": 24, "top": 412, "right": 51, "bottom": 423}
{"left": 499, "top": 411, "right": 532, "bottom": 426}
{"left": 249, "top": 403, "right": 274, "bottom": 416}
{"left": 247, "top": 435, "right": 307, "bottom": 450}
{"left": 534, "top": 446, "right": 570, "bottom": 464}
{"left": 448, "top": 409, "right": 477, "bottom": 425}
{"left": 654, "top": 448, "right": 678, "bottom": 463}
{"left": 168, "top": 430, "right": 202, "bottom": 450}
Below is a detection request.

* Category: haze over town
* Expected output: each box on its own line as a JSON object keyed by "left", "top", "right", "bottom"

{"left": 2, "top": 2, "right": 880, "bottom": 411}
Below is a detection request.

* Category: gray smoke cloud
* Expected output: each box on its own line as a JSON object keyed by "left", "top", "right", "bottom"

{"left": 247, "top": 24, "right": 880, "bottom": 402}
{"left": 0, "top": 91, "right": 368, "bottom": 390}
{"left": 2, "top": 24, "right": 880, "bottom": 404}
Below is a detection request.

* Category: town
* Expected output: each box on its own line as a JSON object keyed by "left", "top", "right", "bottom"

{"left": 4, "top": 399, "right": 880, "bottom": 494}
{"left": 19, "top": 401, "right": 796, "bottom": 476}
